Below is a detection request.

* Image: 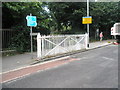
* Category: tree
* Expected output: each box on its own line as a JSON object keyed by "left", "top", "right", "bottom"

{"left": 48, "top": 2, "right": 119, "bottom": 39}
{"left": 48, "top": 2, "right": 87, "bottom": 34}
{"left": 2, "top": 2, "right": 119, "bottom": 52}
{"left": 90, "top": 2, "right": 119, "bottom": 39}
{"left": 2, "top": 2, "right": 51, "bottom": 52}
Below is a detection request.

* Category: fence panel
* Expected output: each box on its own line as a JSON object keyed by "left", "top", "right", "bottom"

{"left": 37, "top": 33, "right": 88, "bottom": 59}
{"left": 2, "top": 29, "right": 16, "bottom": 50}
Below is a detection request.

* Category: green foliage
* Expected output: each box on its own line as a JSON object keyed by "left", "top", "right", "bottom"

{"left": 90, "top": 2, "right": 119, "bottom": 39}
{"left": 2, "top": 2, "right": 48, "bottom": 29}
{"left": 9, "top": 25, "right": 30, "bottom": 53}
{"left": 97, "top": 0, "right": 120, "bottom": 2}
{"left": 48, "top": 2, "right": 119, "bottom": 39}
{"left": 3, "top": 2, "right": 51, "bottom": 52}
{"left": 48, "top": 2, "right": 87, "bottom": 34}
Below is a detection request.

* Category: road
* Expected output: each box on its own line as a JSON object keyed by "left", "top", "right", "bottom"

{"left": 2, "top": 45, "right": 118, "bottom": 88}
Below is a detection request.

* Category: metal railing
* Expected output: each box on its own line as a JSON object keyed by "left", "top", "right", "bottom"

{"left": 2, "top": 29, "right": 16, "bottom": 50}
{"left": 37, "top": 33, "right": 88, "bottom": 59}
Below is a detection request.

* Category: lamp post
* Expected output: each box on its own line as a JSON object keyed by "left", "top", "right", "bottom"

{"left": 87, "top": 0, "right": 89, "bottom": 48}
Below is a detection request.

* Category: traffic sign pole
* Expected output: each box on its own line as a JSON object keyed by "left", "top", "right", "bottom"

{"left": 30, "top": 13, "right": 33, "bottom": 59}
{"left": 30, "top": 26, "right": 33, "bottom": 59}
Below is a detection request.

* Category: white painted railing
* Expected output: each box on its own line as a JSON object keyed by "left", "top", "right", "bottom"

{"left": 37, "top": 33, "right": 88, "bottom": 59}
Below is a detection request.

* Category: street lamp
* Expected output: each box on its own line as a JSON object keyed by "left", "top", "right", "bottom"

{"left": 87, "top": 0, "right": 89, "bottom": 48}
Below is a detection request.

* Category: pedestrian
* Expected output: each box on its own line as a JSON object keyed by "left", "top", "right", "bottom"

{"left": 99, "top": 32, "right": 103, "bottom": 41}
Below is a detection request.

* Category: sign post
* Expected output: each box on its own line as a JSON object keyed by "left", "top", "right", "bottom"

{"left": 30, "top": 23, "right": 33, "bottom": 59}
{"left": 26, "top": 13, "right": 37, "bottom": 59}
{"left": 82, "top": 16, "right": 92, "bottom": 48}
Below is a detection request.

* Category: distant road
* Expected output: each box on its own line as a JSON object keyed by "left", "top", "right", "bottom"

{"left": 3, "top": 45, "right": 118, "bottom": 88}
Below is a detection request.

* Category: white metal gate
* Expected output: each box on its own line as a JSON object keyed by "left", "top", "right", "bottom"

{"left": 37, "top": 33, "right": 88, "bottom": 59}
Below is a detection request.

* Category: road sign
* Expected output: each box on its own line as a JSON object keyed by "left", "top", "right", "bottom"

{"left": 26, "top": 16, "right": 37, "bottom": 27}
{"left": 82, "top": 16, "right": 92, "bottom": 24}
{"left": 26, "top": 14, "right": 37, "bottom": 59}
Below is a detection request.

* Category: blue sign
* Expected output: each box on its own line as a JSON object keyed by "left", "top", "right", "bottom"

{"left": 26, "top": 16, "right": 37, "bottom": 27}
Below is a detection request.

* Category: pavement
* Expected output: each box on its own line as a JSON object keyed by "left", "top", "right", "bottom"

{"left": 2, "top": 40, "right": 114, "bottom": 73}
{"left": 1, "top": 40, "right": 116, "bottom": 83}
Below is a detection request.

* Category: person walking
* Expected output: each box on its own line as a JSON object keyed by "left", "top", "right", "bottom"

{"left": 99, "top": 32, "right": 103, "bottom": 41}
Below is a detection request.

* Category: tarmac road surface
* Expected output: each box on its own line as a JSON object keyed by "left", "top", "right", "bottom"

{"left": 2, "top": 45, "right": 118, "bottom": 88}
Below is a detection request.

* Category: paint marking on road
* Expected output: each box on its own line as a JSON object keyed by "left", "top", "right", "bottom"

{"left": 99, "top": 61, "right": 112, "bottom": 67}
{"left": 76, "top": 55, "right": 98, "bottom": 61}
{"left": 99, "top": 57, "right": 114, "bottom": 67}
{"left": 102, "top": 57, "right": 114, "bottom": 61}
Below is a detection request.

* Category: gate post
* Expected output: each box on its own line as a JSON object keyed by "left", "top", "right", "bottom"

{"left": 85, "top": 33, "right": 88, "bottom": 49}
{"left": 37, "top": 33, "right": 41, "bottom": 58}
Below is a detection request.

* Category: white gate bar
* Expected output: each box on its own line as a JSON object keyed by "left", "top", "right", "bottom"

{"left": 37, "top": 33, "right": 41, "bottom": 58}
{"left": 44, "top": 36, "right": 70, "bottom": 57}
{"left": 37, "top": 34, "right": 87, "bottom": 58}
{"left": 44, "top": 38, "right": 69, "bottom": 52}
{"left": 38, "top": 34, "right": 85, "bottom": 39}
{"left": 85, "top": 33, "right": 88, "bottom": 49}
{"left": 76, "top": 36, "right": 85, "bottom": 45}
{"left": 70, "top": 37, "right": 78, "bottom": 43}
{"left": 41, "top": 38, "right": 44, "bottom": 57}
